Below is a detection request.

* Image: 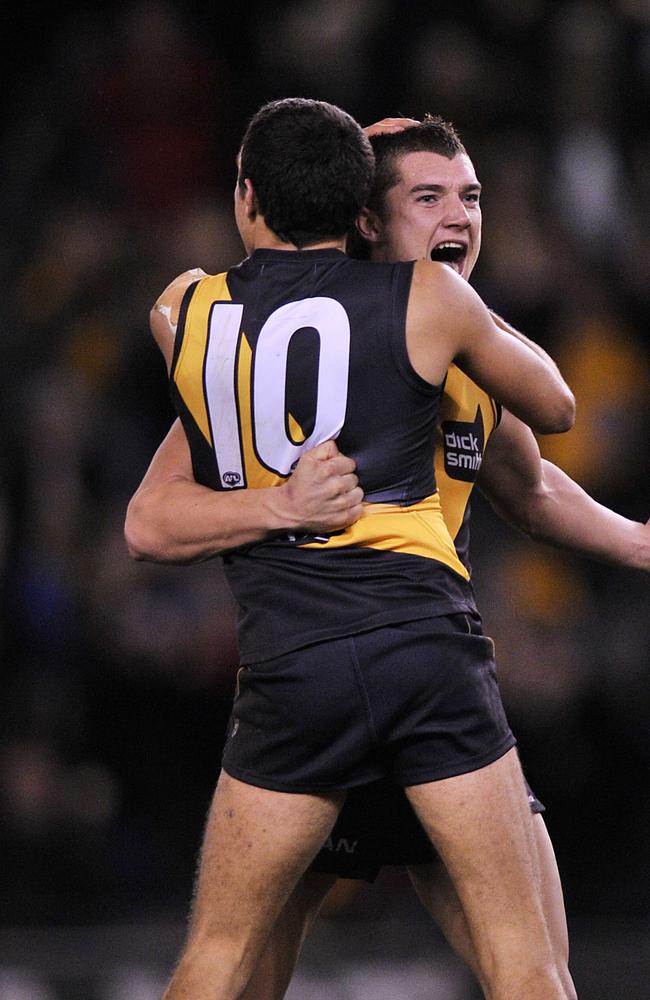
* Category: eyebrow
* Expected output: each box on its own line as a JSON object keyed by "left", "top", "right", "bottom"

{"left": 409, "top": 182, "right": 482, "bottom": 194}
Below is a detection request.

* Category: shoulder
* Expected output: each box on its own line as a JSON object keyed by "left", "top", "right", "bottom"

{"left": 152, "top": 267, "right": 208, "bottom": 322}
{"left": 408, "top": 260, "right": 469, "bottom": 325}
{"left": 410, "top": 259, "right": 476, "bottom": 304}
{"left": 150, "top": 268, "right": 208, "bottom": 368}
{"left": 408, "top": 262, "right": 486, "bottom": 346}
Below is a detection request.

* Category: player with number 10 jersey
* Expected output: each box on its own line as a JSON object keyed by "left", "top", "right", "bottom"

{"left": 171, "top": 248, "right": 479, "bottom": 667}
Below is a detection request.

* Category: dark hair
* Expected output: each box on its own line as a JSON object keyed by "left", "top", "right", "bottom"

{"left": 348, "top": 115, "right": 466, "bottom": 259}
{"left": 238, "top": 98, "right": 374, "bottom": 249}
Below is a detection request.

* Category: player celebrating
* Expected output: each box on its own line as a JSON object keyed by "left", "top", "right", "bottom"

{"left": 127, "top": 98, "right": 576, "bottom": 1000}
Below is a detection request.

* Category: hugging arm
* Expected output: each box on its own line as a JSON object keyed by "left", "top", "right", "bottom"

{"left": 408, "top": 261, "right": 575, "bottom": 435}
{"left": 125, "top": 420, "right": 363, "bottom": 563}
{"left": 479, "top": 410, "right": 650, "bottom": 571}
{"left": 125, "top": 271, "right": 363, "bottom": 563}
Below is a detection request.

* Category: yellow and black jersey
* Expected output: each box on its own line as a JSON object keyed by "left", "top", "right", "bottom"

{"left": 436, "top": 365, "right": 501, "bottom": 573}
{"left": 171, "top": 248, "right": 476, "bottom": 662}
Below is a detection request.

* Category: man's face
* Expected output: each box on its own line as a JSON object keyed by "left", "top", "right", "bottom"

{"left": 372, "top": 151, "right": 482, "bottom": 280}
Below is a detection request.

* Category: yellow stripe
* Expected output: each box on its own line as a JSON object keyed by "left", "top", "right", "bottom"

{"left": 174, "top": 273, "right": 232, "bottom": 445}
{"left": 301, "top": 492, "right": 470, "bottom": 580}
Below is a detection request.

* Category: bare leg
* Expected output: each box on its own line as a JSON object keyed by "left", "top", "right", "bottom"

{"left": 163, "top": 771, "right": 343, "bottom": 1000}
{"left": 534, "top": 815, "right": 576, "bottom": 1000}
{"left": 407, "top": 814, "right": 576, "bottom": 998}
{"left": 405, "top": 748, "right": 572, "bottom": 1000}
{"left": 408, "top": 858, "right": 481, "bottom": 982}
{"left": 242, "top": 872, "right": 336, "bottom": 1000}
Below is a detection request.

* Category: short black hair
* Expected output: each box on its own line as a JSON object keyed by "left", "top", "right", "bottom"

{"left": 348, "top": 115, "right": 466, "bottom": 258}
{"left": 368, "top": 114, "right": 466, "bottom": 215}
{"left": 238, "top": 98, "right": 374, "bottom": 249}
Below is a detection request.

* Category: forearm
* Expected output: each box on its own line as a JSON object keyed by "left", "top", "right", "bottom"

{"left": 125, "top": 422, "right": 363, "bottom": 564}
{"left": 125, "top": 477, "right": 298, "bottom": 563}
{"left": 495, "top": 460, "right": 650, "bottom": 571}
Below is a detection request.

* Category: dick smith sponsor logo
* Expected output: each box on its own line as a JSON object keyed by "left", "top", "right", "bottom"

{"left": 442, "top": 408, "right": 485, "bottom": 482}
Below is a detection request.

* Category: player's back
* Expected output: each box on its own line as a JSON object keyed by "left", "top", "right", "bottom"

{"left": 171, "top": 248, "right": 477, "bottom": 661}
{"left": 175, "top": 248, "right": 437, "bottom": 501}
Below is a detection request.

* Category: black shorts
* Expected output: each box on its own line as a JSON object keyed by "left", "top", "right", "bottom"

{"left": 221, "top": 612, "right": 515, "bottom": 793}
{"left": 310, "top": 778, "right": 546, "bottom": 882}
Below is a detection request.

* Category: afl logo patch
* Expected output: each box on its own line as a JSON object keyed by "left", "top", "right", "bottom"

{"left": 222, "top": 471, "right": 242, "bottom": 487}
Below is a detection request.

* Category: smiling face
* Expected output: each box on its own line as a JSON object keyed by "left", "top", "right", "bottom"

{"left": 366, "top": 150, "right": 482, "bottom": 280}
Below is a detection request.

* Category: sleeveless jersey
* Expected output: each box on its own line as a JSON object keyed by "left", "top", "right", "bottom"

{"left": 171, "top": 247, "right": 477, "bottom": 661}
{"left": 436, "top": 365, "right": 501, "bottom": 573}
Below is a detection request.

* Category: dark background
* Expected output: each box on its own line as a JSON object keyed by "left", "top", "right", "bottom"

{"left": 1, "top": 2, "right": 649, "bottom": 997}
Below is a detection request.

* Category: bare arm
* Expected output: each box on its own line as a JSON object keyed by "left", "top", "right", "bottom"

{"left": 479, "top": 410, "right": 650, "bottom": 571}
{"left": 407, "top": 261, "right": 575, "bottom": 434}
{"left": 125, "top": 420, "right": 364, "bottom": 563}
{"left": 488, "top": 309, "right": 562, "bottom": 377}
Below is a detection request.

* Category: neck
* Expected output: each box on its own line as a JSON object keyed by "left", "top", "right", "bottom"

{"left": 248, "top": 218, "right": 346, "bottom": 254}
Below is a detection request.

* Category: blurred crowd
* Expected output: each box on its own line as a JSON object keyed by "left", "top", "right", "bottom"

{"left": 1, "top": 0, "right": 649, "bottom": 934}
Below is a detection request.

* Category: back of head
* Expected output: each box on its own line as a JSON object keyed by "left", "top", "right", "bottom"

{"left": 349, "top": 115, "right": 466, "bottom": 259}
{"left": 239, "top": 98, "right": 374, "bottom": 249}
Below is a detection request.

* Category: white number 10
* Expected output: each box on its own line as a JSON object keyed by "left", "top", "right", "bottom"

{"left": 205, "top": 296, "right": 351, "bottom": 485}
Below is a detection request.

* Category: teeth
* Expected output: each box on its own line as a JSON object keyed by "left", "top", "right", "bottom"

{"left": 435, "top": 242, "right": 464, "bottom": 250}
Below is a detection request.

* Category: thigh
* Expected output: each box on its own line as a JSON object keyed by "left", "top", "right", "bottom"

{"left": 407, "top": 807, "right": 573, "bottom": 996}
{"left": 188, "top": 771, "right": 343, "bottom": 954}
{"left": 405, "top": 748, "right": 553, "bottom": 969}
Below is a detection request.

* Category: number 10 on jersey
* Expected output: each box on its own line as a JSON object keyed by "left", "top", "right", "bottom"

{"left": 206, "top": 297, "right": 351, "bottom": 487}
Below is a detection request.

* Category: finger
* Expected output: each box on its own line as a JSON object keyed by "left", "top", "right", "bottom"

{"left": 326, "top": 455, "right": 358, "bottom": 477}
{"left": 334, "top": 501, "right": 365, "bottom": 528}
{"left": 382, "top": 117, "right": 420, "bottom": 129}
{"left": 344, "top": 486, "right": 364, "bottom": 507}
{"left": 336, "top": 473, "right": 361, "bottom": 496}
{"left": 331, "top": 484, "right": 364, "bottom": 508}
{"left": 364, "top": 117, "right": 420, "bottom": 129}
{"left": 363, "top": 117, "right": 420, "bottom": 137}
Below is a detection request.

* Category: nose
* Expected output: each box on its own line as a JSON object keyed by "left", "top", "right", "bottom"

{"left": 442, "top": 197, "right": 471, "bottom": 230}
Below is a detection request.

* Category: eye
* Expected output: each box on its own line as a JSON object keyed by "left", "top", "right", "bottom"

{"left": 464, "top": 192, "right": 480, "bottom": 204}
{"left": 416, "top": 194, "right": 438, "bottom": 204}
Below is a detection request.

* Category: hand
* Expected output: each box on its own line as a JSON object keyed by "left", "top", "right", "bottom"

{"left": 363, "top": 117, "right": 420, "bottom": 138}
{"left": 277, "top": 440, "right": 364, "bottom": 533}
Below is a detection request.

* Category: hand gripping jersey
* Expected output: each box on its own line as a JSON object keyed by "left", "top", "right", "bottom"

{"left": 170, "top": 248, "right": 477, "bottom": 661}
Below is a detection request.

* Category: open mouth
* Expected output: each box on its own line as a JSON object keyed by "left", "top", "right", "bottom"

{"left": 430, "top": 242, "right": 466, "bottom": 274}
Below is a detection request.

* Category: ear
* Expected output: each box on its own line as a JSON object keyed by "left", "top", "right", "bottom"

{"left": 239, "top": 177, "right": 258, "bottom": 220}
{"left": 356, "top": 207, "right": 383, "bottom": 244}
